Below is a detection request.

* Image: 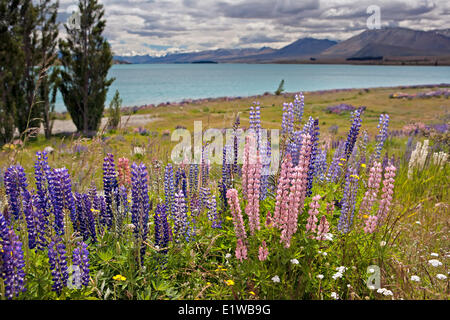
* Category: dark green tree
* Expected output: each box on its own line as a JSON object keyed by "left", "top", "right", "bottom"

{"left": 0, "top": 0, "right": 24, "bottom": 144}
{"left": 275, "top": 79, "right": 285, "bottom": 96}
{"left": 16, "top": 0, "right": 40, "bottom": 136}
{"left": 36, "top": 0, "right": 59, "bottom": 139}
{"left": 108, "top": 89, "right": 122, "bottom": 130}
{"left": 59, "top": 0, "right": 114, "bottom": 136}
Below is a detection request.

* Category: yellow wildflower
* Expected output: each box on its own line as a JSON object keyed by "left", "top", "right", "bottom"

{"left": 249, "top": 291, "right": 256, "bottom": 296}
{"left": 363, "top": 215, "right": 369, "bottom": 219}
{"left": 225, "top": 216, "right": 233, "bottom": 221}
{"left": 224, "top": 279, "right": 235, "bottom": 286}
{"left": 113, "top": 274, "right": 127, "bottom": 281}
{"left": 361, "top": 163, "right": 366, "bottom": 168}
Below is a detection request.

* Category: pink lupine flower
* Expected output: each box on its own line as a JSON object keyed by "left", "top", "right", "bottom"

{"left": 280, "top": 134, "right": 312, "bottom": 248}
{"left": 306, "top": 194, "right": 321, "bottom": 234}
{"left": 273, "top": 154, "right": 293, "bottom": 228}
{"left": 226, "top": 188, "right": 247, "bottom": 241}
{"left": 376, "top": 164, "right": 396, "bottom": 223}
{"left": 235, "top": 238, "right": 248, "bottom": 262}
{"left": 241, "top": 134, "right": 262, "bottom": 235}
{"left": 118, "top": 157, "right": 131, "bottom": 187}
{"left": 316, "top": 215, "right": 330, "bottom": 240}
{"left": 359, "top": 161, "right": 382, "bottom": 218}
{"left": 258, "top": 240, "right": 269, "bottom": 261}
{"left": 364, "top": 215, "right": 378, "bottom": 234}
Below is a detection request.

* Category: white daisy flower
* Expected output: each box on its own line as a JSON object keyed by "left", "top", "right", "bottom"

{"left": 317, "top": 274, "right": 324, "bottom": 280}
{"left": 290, "top": 258, "right": 299, "bottom": 265}
{"left": 436, "top": 274, "right": 447, "bottom": 280}
{"left": 271, "top": 275, "right": 280, "bottom": 283}
{"left": 428, "top": 259, "right": 443, "bottom": 267}
{"left": 331, "top": 292, "right": 339, "bottom": 300}
{"left": 410, "top": 275, "right": 421, "bottom": 282}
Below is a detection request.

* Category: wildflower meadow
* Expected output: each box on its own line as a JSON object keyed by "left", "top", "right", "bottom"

{"left": 0, "top": 91, "right": 448, "bottom": 301}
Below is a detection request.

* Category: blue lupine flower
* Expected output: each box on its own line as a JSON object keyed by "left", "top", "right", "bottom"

{"left": 72, "top": 241, "right": 90, "bottom": 287}
{"left": 293, "top": 92, "right": 305, "bottom": 125}
{"left": 314, "top": 148, "right": 328, "bottom": 183}
{"left": 0, "top": 214, "right": 26, "bottom": 299}
{"left": 164, "top": 163, "right": 175, "bottom": 216}
{"left": 74, "top": 193, "right": 97, "bottom": 243}
{"left": 175, "top": 167, "right": 187, "bottom": 198}
{"left": 206, "top": 195, "right": 221, "bottom": 229}
{"left": 131, "top": 163, "right": 150, "bottom": 264}
{"left": 4, "top": 166, "right": 23, "bottom": 221}
{"left": 232, "top": 114, "right": 241, "bottom": 175}
{"left": 48, "top": 168, "right": 76, "bottom": 236}
{"left": 343, "top": 107, "right": 365, "bottom": 160}
{"left": 306, "top": 118, "right": 320, "bottom": 197}
{"left": 4, "top": 165, "right": 39, "bottom": 249}
{"left": 375, "top": 114, "right": 390, "bottom": 160}
{"left": 48, "top": 236, "right": 69, "bottom": 295}
{"left": 260, "top": 133, "right": 271, "bottom": 200}
{"left": 103, "top": 153, "right": 118, "bottom": 230}
{"left": 337, "top": 168, "right": 360, "bottom": 233}
{"left": 154, "top": 203, "right": 170, "bottom": 267}
{"left": 326, "top": 141, "right": 346, "bottom": 183}
{"left": 172, "top": 190, "right": 189, "bottom": 243}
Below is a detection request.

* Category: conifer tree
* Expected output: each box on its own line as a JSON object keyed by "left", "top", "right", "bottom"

{"left": 59, "top": 0, "right": 114, "bottom": 136}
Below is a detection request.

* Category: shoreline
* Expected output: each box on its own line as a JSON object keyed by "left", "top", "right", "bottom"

{"left": 52, "top": 82, "right": 450, "bottom": 117}
{"left": 116, "top": 83, "right": 450, "bottom": 114}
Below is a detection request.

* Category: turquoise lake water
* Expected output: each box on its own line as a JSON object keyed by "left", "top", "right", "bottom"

{"left": 54, "top": 64, "right": 450, "bottom": 111}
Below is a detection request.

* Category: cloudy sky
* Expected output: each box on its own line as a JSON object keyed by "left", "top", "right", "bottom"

{"left": 57, "top": 0, "right": 450, "bottom": 56}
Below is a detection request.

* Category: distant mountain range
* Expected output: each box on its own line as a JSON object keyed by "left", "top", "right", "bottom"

{"left": 114, "top": 27, "right": 450, "bottom": 64}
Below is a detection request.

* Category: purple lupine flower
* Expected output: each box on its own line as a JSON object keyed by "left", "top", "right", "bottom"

{"left": 131, "top": 163, "right": 150, "bottom": 263}
{"left": 188, "top": 164, "right": 199, "bottom": 214}
{"left": 281, "top": 102, "right": 295, "bottom": 137}
{"left": 34, "top": 151, "right": 52, "bottom": 214}
{"left": 249, "top": 102, "right": 262, "bottom": 149}
{"left": 218, "top": 179, "right": 228, "bottom": 210}
{"left": 337, "top": 168, "right": 360, "bottom": 233}
{"left": 206, "top": 195, "right": 221, "bottom": 229}
{"left": 0, "top": 216, "right": 26, "bottom": 299}
{"left": 118, "top": 185, "right": 128, "bottom": 220}
{"left": 71, "top": 242, "right": 90, "bottom": 287}
{"left": 201, "top": 145, "right": 210, "bottom": 187}
{"left": 221, "top": 144, "right": 233, "bottom": 189}
{"left": 94, "top": 195, "right": 109, "bottom": 230}
{"left": 232, "top": 114, "right": 241, "bottom": 175}
{"left": 48, "top": 168, "right": 75, "bottom": 236}
{"left": 314, "top": 148, "right": 328, "bottom": 183}
{"left": 75, "top": 193, "right": 97, "bottom": 243}
{"left": 172, "top": 190, "right": 189, "bottom": 242}
{"left": 103, "top": 153, "right": 118, "bottom": 230}
{"left": 4, "top": 166, "right": 23, "bottom": 221}
{"left": 199, "top": 187, "right": 211, "bottom": 213}
{"left": 48, "top": 236, "right": 69, "bottom": 295}
{"left": 375, "top": 114, "right": 390, "bottom": 160}
{"left": 306, "top": 118, "right": 320, "bottom": 197}
{"left": 260, "top": 133, "right": 271, "bottom": 201}
{"left": 154, "top": 203, "right": 170, "bottom": 267}
{"left": 5, "top": 165, "right": 39, "bottom": 249}
{"left": 343, "top": 107, "right": 365, "bottom": 160}
{"left": 175, "top": 167, "right": 187, "bottom": 197}
{"left": 164, "top": 163, "right": 175, "bottom": 216}
{"left": 326, "top": 140, "right": 346, "bottom": 183}
{"left": 293, "top": 92, "right": 305, "bottom": 125}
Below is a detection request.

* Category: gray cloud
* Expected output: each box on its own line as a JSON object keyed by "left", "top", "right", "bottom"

{"left": 55, "top": 0, "right": 450, "bottom": 56}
